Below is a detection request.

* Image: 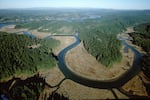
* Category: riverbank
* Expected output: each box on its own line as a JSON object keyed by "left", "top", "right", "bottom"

{"left": 0, "top": 25, "right": 51, "bottom": 39}
{"left": 118, "top": 27, "right": 149, "bottom": 96}
{"left": 52, "top": 36, "right": 75, "bottom": 55}
{"left": 65, "top": 39, "right": 134, "bottom": 80}
{"left": 118, "top": 27, "right": 146, "bottom": 54}
{"left": 0, "top": 24, "right": 28, "bottom": 33}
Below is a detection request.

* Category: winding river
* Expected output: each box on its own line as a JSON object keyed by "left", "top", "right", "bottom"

{"left": 57, "top": 34, "right": 142, "bottom": 89}
{"left": 0, "top": 23, "right": 142, "bottom": 89}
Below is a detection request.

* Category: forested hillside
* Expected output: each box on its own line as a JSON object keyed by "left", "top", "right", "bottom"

{"left": 79, "top": 29, "right": 122, "bottom": 66}
{"left": 129, "top": 23, "right": 150, "bottom": 53}
{"left": 78, "top": 12, "right": 150, "bottom": 66}
{"left": 0, "top": 32, "right": 59, "bottom": 79}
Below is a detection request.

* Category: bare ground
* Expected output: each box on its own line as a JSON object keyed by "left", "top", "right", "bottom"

{"left": 30, "top": 30, "right": 51, "bottom": 39}
{"left": 65, "top": 41, "right": 134, "bottom": 80}
{"left": 0, "top": 25, "right": 28, "bottom": 33}
{"left": 122, "top": 72, "right": 148, "bottom": 96}
{"left": 118, "top": 27, "right": 149, "bottom": 96}
{"left": 52, "top": 36, "right": 75, "bottom": 55}
{"left": 39, "top": 66, "right": 128, "bottom": 99}
{"left": 0, "top": 25, "right": 51, "bottom": 39}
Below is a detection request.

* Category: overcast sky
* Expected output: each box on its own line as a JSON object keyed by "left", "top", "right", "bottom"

{"left": 0, "top": 0, "right": 150, "bottom": 10}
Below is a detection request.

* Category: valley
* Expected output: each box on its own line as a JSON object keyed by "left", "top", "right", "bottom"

{"left": 0, "top": 9, "right": 150, "bottom": 99}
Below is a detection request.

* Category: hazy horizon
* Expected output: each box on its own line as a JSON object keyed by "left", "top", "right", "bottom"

{"left": 0, "top": 0, "right": 150, "bottom": 10}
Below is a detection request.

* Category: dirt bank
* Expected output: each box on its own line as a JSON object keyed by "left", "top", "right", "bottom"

{"left": 0, "top": 25, "right": 28, "bottom": 33}
{"left": 65, "top": 41, "right": 134, "bottom": 80}
{"left": 52, "top": 36, "right": 75, "bottom": 55}
{"left": 0, "top": 25, "right": 51, "bottom": 39}
{"left": 120, "top": 27, "right": 150, "bottom": 96}
{"left": 39, "top": 66, "right": 128, "bottom": 99}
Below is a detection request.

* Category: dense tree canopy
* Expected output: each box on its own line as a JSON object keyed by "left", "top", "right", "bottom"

{"left": 129, "top": 23, "right": 150, "bottom": 53}
{"left": 0, "top": 32, "right": 59, "bottom": 79}
{"left": 129, "top": 23, "right": 150, "bottom": 79}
